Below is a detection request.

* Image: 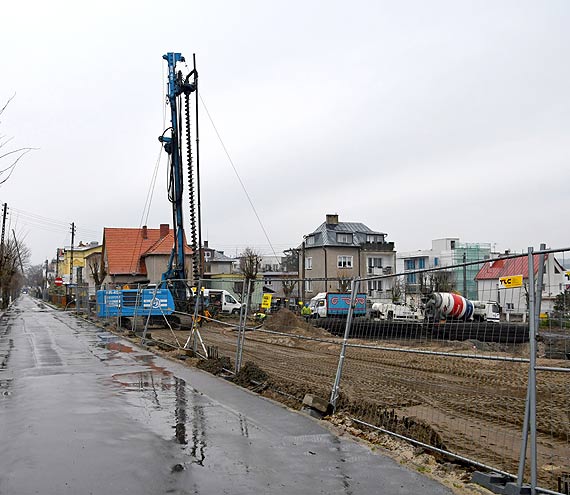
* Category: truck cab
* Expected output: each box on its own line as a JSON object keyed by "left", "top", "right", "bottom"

{"left": 308, "top": 293, "right": 328, "bottom": 318}
{"left": 193, "top": 288, "right": 242, "bottom": 314}
{"left": 472, "top": 301, "right": 501, "bottom": 322}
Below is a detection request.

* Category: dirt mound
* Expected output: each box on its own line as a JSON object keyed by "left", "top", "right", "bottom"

{"left": 263, "top": 308, "right": 331, "bottom": 338}
{"left": 197, "top": 356, "right": 232, "bottom": 375}
{"left": 233, "top": 361, "right": 268, "bottom": 387}
{"left": 264, "top": 308, "right": 303, "bottom": 329}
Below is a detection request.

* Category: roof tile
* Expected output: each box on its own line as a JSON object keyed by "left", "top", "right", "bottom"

{"left": 103, "top": 226, "right": 192, "bottom": 275}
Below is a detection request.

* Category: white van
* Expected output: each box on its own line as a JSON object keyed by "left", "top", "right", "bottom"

{"left": 193, "top": 288, "right": 242, "bottom": 314}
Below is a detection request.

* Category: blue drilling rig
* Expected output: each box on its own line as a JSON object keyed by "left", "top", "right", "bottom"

{"left": 157, "top": 52, "right": 200, "bottom": 310}
{"left": 97, "top": 52, "right": 201, "bottom": 321}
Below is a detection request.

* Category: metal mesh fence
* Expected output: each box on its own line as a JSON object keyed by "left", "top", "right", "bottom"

{"left": 534, "top": 249, "right": 570, "bottom": 493}
{"left": 240, "top": 278, "right": 343, "bottom": 404}
{"left": 90, "top": 250, "right": 570, "bottom": 493}
{"left": 333, "top": 248, "right": 570, "bottom": 493}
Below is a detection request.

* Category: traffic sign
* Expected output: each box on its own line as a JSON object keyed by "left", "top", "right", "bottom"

{"left": 54, "top": 277, "right": 63, "bottom": 287}
{"left": 261, "top": 293, "right": 273, "bottom": 309}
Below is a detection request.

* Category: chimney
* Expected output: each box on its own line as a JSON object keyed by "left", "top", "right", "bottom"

{"left": 142, "top": 226, "right": 148, "bottom": 239}
{"left": 160, "top": 223, "right": 170, "bottom": 238}
{"left": 326, "top": 214, "right": 339, "bottom": 225}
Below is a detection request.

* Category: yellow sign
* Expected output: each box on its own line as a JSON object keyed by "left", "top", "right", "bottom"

{"left": 565, "top": 271, "right": 570, "bottom": 281}
{"left": 261, "top": 293, "right": 273, "bottom": 309}
{"left": 499, "top": 275, "right": 523, "bottom": 288}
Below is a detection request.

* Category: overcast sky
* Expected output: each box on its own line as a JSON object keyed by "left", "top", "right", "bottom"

{"left": 1, "top": 1, "right": 569, "bottom": 265}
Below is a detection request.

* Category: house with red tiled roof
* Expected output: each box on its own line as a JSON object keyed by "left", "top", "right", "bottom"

{"left": 101, "top": 224, "right": 193, "bottom": 287}
{"left": 475, "top": 253, "right": 567, "bottom": 319}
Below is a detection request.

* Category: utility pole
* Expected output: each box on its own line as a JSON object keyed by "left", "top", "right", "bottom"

{"left": 12, "top": 230, "right": 24, "bottom": 274}
{"left": 44, "top": 259, "right": 49, "bottom": 299}
{"left": 55, "top": 249, "right": 59, "bottom": 277}
{"left": 70, "top": 223, "right": 75, "bottom": 284}
{"left": 462, "top": 251, "right": 467, "bottom": 297}
{"left": 0, "top": 203, "right": 7, "bottom": 274}
{"left": 69, "top": 223, "right": 76, "bottom": 300}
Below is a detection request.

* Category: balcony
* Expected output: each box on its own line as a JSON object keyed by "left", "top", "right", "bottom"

{"left": 367, "top": 267, "right": 383, "bottom": 275}
{"left": 361, "top": 241, "right": 395, "bottom": 252}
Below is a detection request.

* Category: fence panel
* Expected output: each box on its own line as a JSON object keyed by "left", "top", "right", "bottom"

{"left": 534, "top": 248, "right": 570, "bottom": 492}
{"left": 333, "top": 249, "right": 569, "bottom": 493}
{"left": 87, "top": 258, "right": 570, "bottom": 492}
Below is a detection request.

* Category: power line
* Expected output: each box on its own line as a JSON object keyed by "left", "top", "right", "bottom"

{"left": 0, "top": 203, "right": 101, "bottom": 238}
{"left": 199, "top": 93, "right": 280, "bottom": 264}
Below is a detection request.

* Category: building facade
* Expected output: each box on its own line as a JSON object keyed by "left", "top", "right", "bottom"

{"left": 300, "top": 214, "right": 396, "bottom": 301}
{"left": 397, "top": 238, "right": 491, "bottom": 300}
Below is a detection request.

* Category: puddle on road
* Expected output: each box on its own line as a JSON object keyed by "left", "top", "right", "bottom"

{"left": 110, "top": 348, "right": 209, "bottom": 467}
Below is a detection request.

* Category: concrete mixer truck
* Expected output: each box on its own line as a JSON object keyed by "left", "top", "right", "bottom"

{"left": 425, "top": 292, "right": 500, "bottom": 322}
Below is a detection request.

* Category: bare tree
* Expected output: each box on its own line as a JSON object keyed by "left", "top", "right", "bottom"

{"left": 0, "top": 95, "right": 36, "bottom": 185}
{"left": 239, "top": 247, "right": 262, "bottom": 280}
{"left": 281, "top": 277, "right": 297, "bottom": 304}
{"left": 238, "top": 247, "right": 262, "bottom": 309}
{"left": 431, "top": 270, "right": 454, "bottom": 293}
{"left": 391, "top": 276, "right": 404, "bottom": 303}
{"left": 88, "top": 253, "right": 106, "bottom": 291}
{"left": 26, "top": 264, "right": 45, "bottom": 295}
{"left": 282, "top": 248, "right": 300, "bottom": 272}
{"left": 0, "top": 235, "right": 30, "bottom": 308}
{"left": 336, "top": 271, "right": 352, "bottom": 292}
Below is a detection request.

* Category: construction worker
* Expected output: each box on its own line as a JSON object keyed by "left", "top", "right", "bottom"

{"left": 301, "top": 303, "right": 312, "bottom": 322}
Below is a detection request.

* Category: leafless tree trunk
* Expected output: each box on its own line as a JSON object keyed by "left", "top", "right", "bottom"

{"left": 0, "top": 235, "right": 29, "bottom": 308}
{"left": 239, "top": 247, "right": 262, "bottom": 310}
{"left": 88, "top": 254, "right": 106, "bottom": 291}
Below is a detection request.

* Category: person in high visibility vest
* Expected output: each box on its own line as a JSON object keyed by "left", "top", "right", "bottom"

{"left": 301, "top": 303, "right": 312, "bottom": 321}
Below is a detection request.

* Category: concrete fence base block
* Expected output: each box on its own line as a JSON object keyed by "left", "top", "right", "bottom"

{"left": 472, "top": 472, "right": 530, "bottom": 495}
{"left": 302, "top": 394, "right": 330, "bottom": 414}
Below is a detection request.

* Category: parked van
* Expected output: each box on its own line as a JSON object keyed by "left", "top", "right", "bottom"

{"left": 192, "top": 288, "right": 242, "bottom": 314}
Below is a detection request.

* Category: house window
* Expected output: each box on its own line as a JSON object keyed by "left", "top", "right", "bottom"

{"left": 450, "top": 241, "right": 456, "bottom": 249}
{"left": 505, "top": 302, "right": 515, "bottom": 311}
{"left": 264, "top": 279, "right": 272, "bottom": 286}
{"left": 366, "top": 234, "right": 384, "bottom": 243}
{"left": 418, "top": 258, "right": 426, "bottom": 269}
{"left": 405, "top": 259, "right": 415, "bottom": 270}
{"left": 434, "top": 257, "right": 439, "bottom": 267}
{"left": 368, "top": 280, "right": 382, "bottom": 295}
{"left": 367, "top": 257, "right": 383, "bottom": 274}
{"left": 306, "top": 236, "right": 315, "bottom": 246}
{"left": 336, "top": 233, "right": 353, "bottom": 244}
{"left": 406, "top": 273, "right": 417, "bottom": 284}
{"left": 305, "top": 257, "right": 312, "bottom": 270}
{"left": 337, "top": 255, "right": 353, "bottom": 268}
{"left": 305, "top": 280, "right": 313, "bottom": 292}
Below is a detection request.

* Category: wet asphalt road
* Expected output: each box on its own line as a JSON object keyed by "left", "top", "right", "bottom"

{"left": 0, "top": 296, "right": 454, "bottom": 495}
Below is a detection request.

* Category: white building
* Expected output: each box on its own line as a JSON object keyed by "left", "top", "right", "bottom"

{"left": 475, "top": 253, "right": 568, "bottom": 319}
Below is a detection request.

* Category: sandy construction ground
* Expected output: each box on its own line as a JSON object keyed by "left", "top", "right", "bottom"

{"left": 138, "top": 309, "right": 569, "bottom": 492}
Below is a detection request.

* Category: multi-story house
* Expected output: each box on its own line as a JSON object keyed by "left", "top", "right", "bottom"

{"left": 299, "top": 214, "right": 396, "bottom": 301}
{"left": 397, "top": 238, "right": 491, "bottom": 300}
{"left": 57, "top": 241, "right": 102, "bottom": 287}
{"left": 202, "top": 241, "right": 236, "bottom": 277}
